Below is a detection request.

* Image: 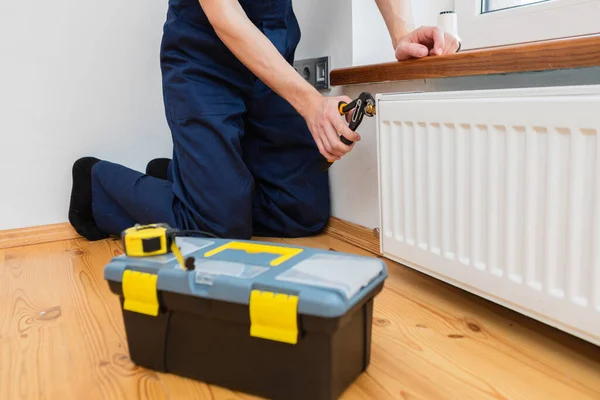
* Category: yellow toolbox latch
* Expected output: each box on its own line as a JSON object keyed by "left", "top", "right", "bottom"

{"left": 249, "top": 290, "right": 299, "bottom": 344}
{"left": 122, "top": 270, "right": 159, "bottom": 316}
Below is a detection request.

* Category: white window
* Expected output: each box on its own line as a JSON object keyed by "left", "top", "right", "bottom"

{"left": 454, "top": 0, "right": 600, "bottom": 50}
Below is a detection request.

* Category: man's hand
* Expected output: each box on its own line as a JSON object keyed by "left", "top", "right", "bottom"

{"left": 301, "top": 94, "right": 361, "bottom": 161}
{"left": 394, "top": 26, "right": 460, "bottom": 60}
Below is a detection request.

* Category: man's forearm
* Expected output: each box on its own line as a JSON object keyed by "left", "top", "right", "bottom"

{"left": 200, "top": 0, "right": 320, "bottom": 116}
{"left": 374, "top": 0, "right": 415, "bottom": 48}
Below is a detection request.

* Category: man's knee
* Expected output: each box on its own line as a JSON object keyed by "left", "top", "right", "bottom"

{"left": 294, "top": 194, "right": 331, "bottom": 235}
{"left": 213, "top": 215, "right": 254, "bottom": 240}
{"left": 174, "top": 190, "right": 254, "bottom": 240}
{"left": 253, "top": 188, "right": 331, "bottom": 238}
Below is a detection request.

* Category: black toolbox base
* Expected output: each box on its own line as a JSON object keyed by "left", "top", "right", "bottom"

{"left": 109, "top": 282, "right": 382, "bottom": 400}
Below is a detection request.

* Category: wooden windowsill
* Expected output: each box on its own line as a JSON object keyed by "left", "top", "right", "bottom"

{"left": 330, "top": 35, "right": 600, "bottom": 86}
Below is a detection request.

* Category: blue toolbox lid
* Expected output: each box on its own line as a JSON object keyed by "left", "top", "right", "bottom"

{"left": 104, "top": 237, "right": 388, "bottom": 319}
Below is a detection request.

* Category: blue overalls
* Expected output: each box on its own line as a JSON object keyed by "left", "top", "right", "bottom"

{"left": 89, "top": 0, "right": 330, "bottom": 239}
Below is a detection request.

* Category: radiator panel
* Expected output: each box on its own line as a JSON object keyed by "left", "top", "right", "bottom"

{"left": 377, "top": 87, "right": 600, "bottom": 346}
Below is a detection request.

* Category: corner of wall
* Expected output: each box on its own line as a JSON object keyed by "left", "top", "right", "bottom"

{"left": 292, "top": 0, "right": 354, "bottom": 69}
{"left": 350, "top": 0, "right": 396, "bottom": 67}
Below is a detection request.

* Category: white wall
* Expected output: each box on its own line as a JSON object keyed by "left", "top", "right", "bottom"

{"left": 294, "top": 0, "right": 454, "bottom": 229}
{"left": 352, "top": 0, "right": 455, "bottom": 66}
{"left": 293, "top": 0, "right": 353, "bottom": 70}
{"left": 0, "top": 1, "right": 172, "bottom": 230}
{"left": 351, "top": 0, "right": 396, "bottom": 66}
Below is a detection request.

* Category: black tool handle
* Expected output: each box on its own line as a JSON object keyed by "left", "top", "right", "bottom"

{"left": 338, "top": 99, "right": 366, "bottom": 145}
{"left": 340, "top": 136, "right": 353, "bottom": 146}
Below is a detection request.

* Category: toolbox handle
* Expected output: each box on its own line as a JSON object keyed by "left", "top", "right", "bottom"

{"left": 203, "top": 241, "right": 303, "bottom": 266}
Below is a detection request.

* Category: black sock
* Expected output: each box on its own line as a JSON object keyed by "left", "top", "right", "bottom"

{"left": 145, "top": 158, "right": 171, "bottom": 180}
{"left": 68, "top": 157, "right": 109, "bottom": 241}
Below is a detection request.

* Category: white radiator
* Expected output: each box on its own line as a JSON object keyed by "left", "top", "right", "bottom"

{"left": 377, "top": 86, "right": 600, "bottom": 346}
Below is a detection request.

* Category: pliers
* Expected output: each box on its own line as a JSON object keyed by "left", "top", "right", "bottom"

{"left": 323, "top": 92, "right": 376, "bottom": 169}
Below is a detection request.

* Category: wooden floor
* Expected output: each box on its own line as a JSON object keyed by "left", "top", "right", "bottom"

{"left": 2, "top": 234, "right": 600, "bottom": 400}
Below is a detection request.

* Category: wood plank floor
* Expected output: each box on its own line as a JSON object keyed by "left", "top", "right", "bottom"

{"left": 1, "top": 235, "right": 600, "bottom": 400}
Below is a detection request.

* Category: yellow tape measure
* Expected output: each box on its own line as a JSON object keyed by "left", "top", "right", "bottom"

{"left": 121, "top": 223, "right": 187, "bottom": 269}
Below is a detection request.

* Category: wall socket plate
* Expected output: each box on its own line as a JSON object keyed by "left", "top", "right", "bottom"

{"left": 293, "top": 56, "right": 330, "bottom": 90}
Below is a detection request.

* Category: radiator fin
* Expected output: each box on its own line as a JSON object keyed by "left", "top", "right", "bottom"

{"left": 427, "top": 123, "right": 442, "bottom": 256}
{"left": 380, "top": 121, "right": 393, "bottom": 239}
{"left": 441, "top": 123, "right": 456, "bottom": 260}
{"left": 391, "top": 122, "right": 403, "bottom": 242}
{"left": 594, "top": 128, "right": 600, "bottom": 311}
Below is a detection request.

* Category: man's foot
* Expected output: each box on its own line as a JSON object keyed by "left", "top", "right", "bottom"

{"left": 145, "top": 158, "right": 171, "bottom": 180}
{"left": 68, "top": 157, "right": 109, "bottom": 241}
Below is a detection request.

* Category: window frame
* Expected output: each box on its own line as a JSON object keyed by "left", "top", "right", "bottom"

{"left": 454, "top": 0, "right": 600, "bottom": 50}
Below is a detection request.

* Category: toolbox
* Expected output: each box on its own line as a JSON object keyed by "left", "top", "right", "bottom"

{"left": 104, "top": 234, "right": 387, "bottom": 400}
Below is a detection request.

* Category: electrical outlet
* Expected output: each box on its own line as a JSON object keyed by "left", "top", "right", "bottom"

{"left": 293, "top": 56, "right": 329, "bottom": 90}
